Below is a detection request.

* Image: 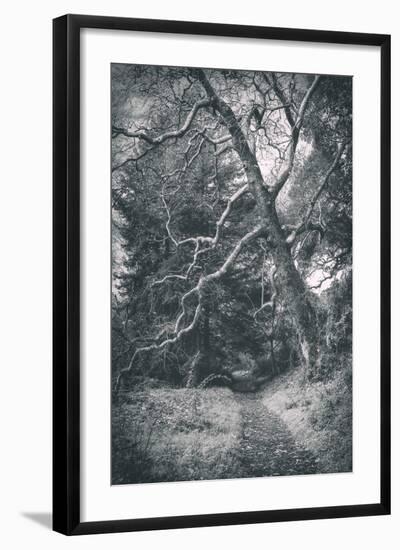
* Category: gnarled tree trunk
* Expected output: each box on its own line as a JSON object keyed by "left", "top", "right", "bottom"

{"left": 197, "top": 69, "right": 321, "bottom": 378}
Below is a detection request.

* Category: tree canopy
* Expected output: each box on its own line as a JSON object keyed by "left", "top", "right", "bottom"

{"left": 111, "top": 64, "right": 352, "bottom": 390}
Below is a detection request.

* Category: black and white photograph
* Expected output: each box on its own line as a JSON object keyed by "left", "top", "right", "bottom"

{"left": 111, "top": 63, "right": 353, "bottom": 485}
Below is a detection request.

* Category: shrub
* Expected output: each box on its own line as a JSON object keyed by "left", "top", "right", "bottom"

{"left": 237, "top": 352, "right": 256, "bottom": 372}
{"left": 112, "top": 388, "right": 242, "bottom": 484}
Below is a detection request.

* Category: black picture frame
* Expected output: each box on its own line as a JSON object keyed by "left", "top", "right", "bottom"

{"left": 53, "top": 14, "right": 391, "bottom": 535}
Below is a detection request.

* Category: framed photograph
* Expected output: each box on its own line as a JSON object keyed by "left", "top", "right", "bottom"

{"left": 53, "top": 14, "right": 390, "bottom": 535}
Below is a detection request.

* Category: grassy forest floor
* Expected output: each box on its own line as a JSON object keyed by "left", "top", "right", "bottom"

{"left": 112, "top": 369, "right": 352, "bottom": 485}
{"left": 262, "top": 368, "right": 352, "bottom": 474}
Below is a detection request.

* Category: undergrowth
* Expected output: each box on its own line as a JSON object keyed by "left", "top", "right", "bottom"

{"left": 262, "top": 356, "right": 352, "bottom": 473}
{"left": 112, "top": 388, "right": 241, "bottom": 484}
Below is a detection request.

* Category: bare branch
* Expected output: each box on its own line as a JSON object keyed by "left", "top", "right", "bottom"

{"left": 202, "top": 132, "right": 232, "bottom": 145}
{"left": 271, "top": 75, "right": 321, "bottom": 199}
{"left": 112, "top": 147, "right": 151, "bottom": 173}
{"left": 114, "top": 224, "right": 264, "bottom": 391}
{"left": 210, "top": 184, "right": 249, "bottom": 247}
{"left": 153, "top": 183, "right": 250, "bottom": 286}
{"left": 205, "top": 224, "right": 264, "bottom": 282}
{"left": 194, "top": 68, "right": 274, "bottom": 218}
{"left": 286, "top": 142, "right": 347, "bottom": 245}
{"left": 254, "top": 264, "right": 277, "bottom": 320}
{"left": 112, "top": 98, "right": 211, "bottom": 144}
{"left": 264, "top": 73, "right": 296, "bottom": 129}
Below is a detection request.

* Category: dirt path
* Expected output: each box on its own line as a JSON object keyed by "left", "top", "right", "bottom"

{"left": 235, "top": 393, "right": 319, "bottom": 478}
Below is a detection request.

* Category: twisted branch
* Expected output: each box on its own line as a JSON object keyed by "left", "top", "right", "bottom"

{"left": 114, "top": 224, "right": 264, "bottom": 391}
{"left": 286, "top": 142, "right": 347, "bottom": 245}
{"left": 112, "top": 98, "right": 210, "bottom": 144}
{"left": 153, "top": 183, "right": 250, "bottom": 286}
{"left": 271, "top": 75, "right": 321, "bottom": 198}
